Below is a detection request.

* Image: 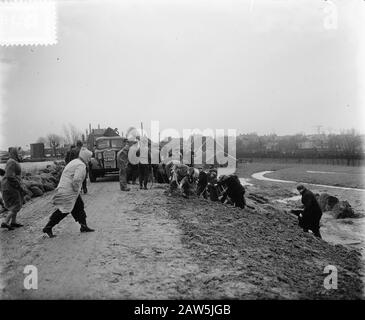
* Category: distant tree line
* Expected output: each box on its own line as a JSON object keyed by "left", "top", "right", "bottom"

{"left": 37, "top": 123, "right": 84, "bottom": 157}
{"left": 236, "top": 130, "right": 364, "bottom": 165}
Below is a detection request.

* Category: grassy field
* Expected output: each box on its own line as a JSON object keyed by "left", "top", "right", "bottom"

{"left": 235, "top": 161, "right": 365, "bottom": 219}
{"left": 236, "top": 162, "right": 365, "bottom": 189}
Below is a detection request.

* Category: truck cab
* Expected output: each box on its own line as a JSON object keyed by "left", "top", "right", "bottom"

{"left": 89, "top": 136, "right": 126, "bottom": 182}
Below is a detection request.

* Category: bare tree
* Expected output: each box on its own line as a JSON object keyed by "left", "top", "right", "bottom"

{"left": 63, "top": 123, "right": 82, "bottom": 145}
{"left": 37, "top": 136, "right": 48, "bottom": 146}
{"left": 47, "top": 134, "right": 63, "bottom": 157}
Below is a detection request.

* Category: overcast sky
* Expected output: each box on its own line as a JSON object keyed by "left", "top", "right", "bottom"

{"left": 0, "top": 0, "right": 364, "bottom": 149}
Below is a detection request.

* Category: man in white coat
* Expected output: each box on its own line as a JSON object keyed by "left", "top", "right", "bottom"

{"left": 42, "top": 148, "right": 95, "bottom": 238}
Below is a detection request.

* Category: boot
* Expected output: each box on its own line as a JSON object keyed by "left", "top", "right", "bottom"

{"left": 10, "top": 222, "right": 24, "bottom": 228}
{"left": 313, "top": 229, "right": 322, "bottom": 239}
{"left": 42, "top": 226, "right": 56, "bottom": 238}
{"left": 42, "top": 209, "right": 67, "bottom": 238}
{"left": 80, "top": 224, "right": 95, "bottom": 233}
{"left": 1, "top": 222, "right": 14, "bottom": 231}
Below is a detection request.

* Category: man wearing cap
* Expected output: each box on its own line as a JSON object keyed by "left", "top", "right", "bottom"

{"left": 296, "top": 184, "right": 322, "bottom": 239}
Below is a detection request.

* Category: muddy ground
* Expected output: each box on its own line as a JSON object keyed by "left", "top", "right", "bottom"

{"left": 0, "top": 176, "right": 363, "bottom": 299}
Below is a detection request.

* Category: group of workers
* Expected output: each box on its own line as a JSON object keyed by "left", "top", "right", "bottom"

{"left": 162, "top": 161, "right": 247, "bottom": 209}
{"left": 0, "top": 141, "right": 323, "bottom": 240}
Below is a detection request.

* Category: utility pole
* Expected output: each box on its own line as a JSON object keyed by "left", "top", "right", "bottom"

{"left": 140, "top": 122, "right": 144, "bottom": 137}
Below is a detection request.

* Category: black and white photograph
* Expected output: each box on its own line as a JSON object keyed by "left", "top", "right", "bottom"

{"left": 0, "top": 0, "right": 364, "bottom": 306}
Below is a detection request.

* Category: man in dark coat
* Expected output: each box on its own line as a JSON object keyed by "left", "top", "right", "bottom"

{"left": 217, "top": 174, "right": 246, "bottom": 209}
{"left": 197, "top": 170, "right": 208, "bottom": 199}
{"left": 207, "top": 169, "right": 219, "bottom": 201}
{"left": 296, "top": 184, "right": 322, "bottom": 239}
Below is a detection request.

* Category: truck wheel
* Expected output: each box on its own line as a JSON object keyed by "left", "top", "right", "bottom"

{"left": 89, "top": 170, "right": 97, "bottom": 182}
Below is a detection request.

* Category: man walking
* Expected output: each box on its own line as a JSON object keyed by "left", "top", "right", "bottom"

{"left": 65, "top": 141, "right": 88, "bottom": 194}
{"left": 42, "top": 148, "right": 95, "bottom": 238}
{"left": 296, "top": 184, "right": 323, "bottom": 239}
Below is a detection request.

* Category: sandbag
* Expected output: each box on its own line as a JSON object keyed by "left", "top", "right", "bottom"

{"left": 317, "top": 193, "right": 339, "bottom": 212}
{"left": 43, "top": 182, "right": 55, "bottom": 192}
{"left": 29, "top": 186, "right": 43, "bottom": 197}
{"left": 332, "top": 201, "right": 356, "bottom": 219}
{"left": 39, "top": 172, "right": 53, "bottom": 181}
{"left": 30, "top": 175, "right": 43, "bottom": 184}
{"left": 24, "top": 180, "right": 45, "bottom": 192}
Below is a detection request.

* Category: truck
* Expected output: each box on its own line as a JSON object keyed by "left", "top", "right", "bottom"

{"left": 89, "top": 136, "right": 127, "bottom": 182}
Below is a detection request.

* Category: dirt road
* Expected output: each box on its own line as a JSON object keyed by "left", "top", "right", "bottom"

{"left": 0, "top": 178, "right": 363, "bottom": 299}
{"left": 0, "top": 179, "right": 199, "bottom": 299}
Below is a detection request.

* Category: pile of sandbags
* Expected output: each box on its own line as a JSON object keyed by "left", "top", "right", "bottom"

{"left": 21, "top": 162, "right": 64, "bottom": 202}
{"left": 316, "top": 193, "right": 357, "bottom": 219}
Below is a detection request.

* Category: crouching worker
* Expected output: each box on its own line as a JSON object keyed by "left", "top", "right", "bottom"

{"left": 0, "top": 168, "right": 7, "bottom": 212}
{"left": 169, "top": 164, "right": 197, "bottom": 198}
{"left": 217, "top": 174, "right": 246, "bottom": 209}
{"left": 296, "top": 184, "right": 322, "bottom": 239}
{"left": 197, "top": 170, "right": 208, "bottom": 199}
{"left": 169, "top": 163, "right": 188, "bottom": 197}
{"left": 42, "top": 148, "right": 95, "bottom": 238}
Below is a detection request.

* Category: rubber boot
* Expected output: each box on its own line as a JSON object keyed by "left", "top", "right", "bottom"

{"left": 1, "top": 222, "right": 14, "bottom": 231}
{"left": 80, "top": 224, "right": 95, "bottom": 232}
{"left": 42, "top": 209, "right": 67, "bottom": 238}
{"left": 313, "top": 229, "right": 322, "bottom": 239}
{"left": 10, "top": 223, "right": 24, "bottom": 228}
{"left": 79, "top": 217, "right": 95, "bottom": 233}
